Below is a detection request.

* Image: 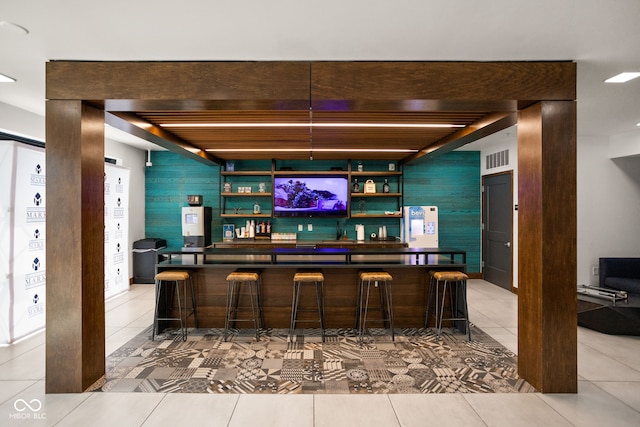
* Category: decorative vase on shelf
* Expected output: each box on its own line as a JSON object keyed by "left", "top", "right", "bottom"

{"left": 382, "top": 179, "right": 390, "bottom": 193}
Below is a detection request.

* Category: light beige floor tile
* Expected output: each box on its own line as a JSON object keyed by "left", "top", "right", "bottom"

{"left": 0, "top": 331, "right": 45, "bottom": 365}
{"left": 578, "top": 344, "right": 640, "bottom": 382}
{"left": 578, "top": 328, "right": 640, "bottom": 372}
{"left": 479, "top": 327, "right": 518, "bottom": 354}
{"left": 539, "top": 381, "right": 640, "bottom": 426}
{"left": 390, "top": 394, "right": 485, "bottom": 427}
{"left": 468, "top": 309, "right": 502, "bottom": 328}
{"left": 0, "top": 346, "right": 45, "bottom": 381}
{"left": 0, "top": 380, "right": 91, "bottom": 426}
{"left": 314, "top": 395, "right": 399, "bottom": 427}
{"left": 0, "top": 380, "right": 37, "bottom": 405}
{"left": 229, "top": 394, "right": 313, "bottom": 427}
{"left": 464, "top": 393, "right": 573, "bottom": 426}
{"left": 55, "top": 392, "right": 163, "bottom": 427}
{"left": 142, "top": 393, "right": 238, "bottom": 426}
{"left": 105, "top": 326, "right": 151, "bottom": 355}
{"left": 592, "top": 381, "right": 640, "bottom": 413}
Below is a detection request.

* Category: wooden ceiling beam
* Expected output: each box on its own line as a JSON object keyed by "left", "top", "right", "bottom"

{"left": 403, "top": 111, "right": 518, "bottom": 163}
{"left": 105, "top": 112, "right": 222, "bottom": 166}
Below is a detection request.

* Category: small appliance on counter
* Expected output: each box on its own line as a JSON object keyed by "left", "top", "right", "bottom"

{"left": 401, "top": 205, "right": 438, "bottom": 262}
{"left": 182, "top": 195, "right": 212, "bottom": 247}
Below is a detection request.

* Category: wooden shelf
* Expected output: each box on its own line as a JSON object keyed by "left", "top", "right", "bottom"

{"left": 220, "top": 213, "right": 272, "bottom": 218}
{"left": 222, "top": 192, "right": 272, "bottom": 197}
{"left": 351, "top": 192, "right": 402, "bottom": 197}
{"left": 274, "top": 170, "right": 348, "bottom": 176}
{"left": 350, "top": 213, "right": 403, "bottom": 218}
{"left": 221, "top": 171, "right": 272, "bottom": 176}
{"left": 351, "top": 171, "right": 402, "bottom": 176}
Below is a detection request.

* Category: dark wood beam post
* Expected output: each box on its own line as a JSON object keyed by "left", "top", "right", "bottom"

{"left": 45, "top": 100, "right": 105, "bottom": 392}
{"left": 518, "top": 101, "right": 577, "bottom": 392}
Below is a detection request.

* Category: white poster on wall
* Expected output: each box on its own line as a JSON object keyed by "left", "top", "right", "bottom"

{"left": 0, "top": 142, "right": 16, "bottom": 344}
{"left": 11, "top": 143, "right": 47, "bottom": 342}
{"left": 0, "top": 140, "right": 131, "bottom": 344}
{"left": 104, "top": 163, "right": 130, "bottom": 299}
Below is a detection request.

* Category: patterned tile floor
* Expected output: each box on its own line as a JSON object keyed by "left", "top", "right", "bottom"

{"left": 95, "top": 326, "right": 534, "bottom": 394}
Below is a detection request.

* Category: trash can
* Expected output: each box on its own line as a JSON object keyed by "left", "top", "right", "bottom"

{"left": 132, "top": 238, "right": 167, "bottom": 284}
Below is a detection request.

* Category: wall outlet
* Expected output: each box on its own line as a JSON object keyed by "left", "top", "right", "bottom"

{"left": 307, "top": 223, "right": 313, "bottom": 231}
{"left": 298, "top": 224, "right": 303, "bottom": 232}
{"left": 592, "top": 266, "right": 599, "bottom": 276}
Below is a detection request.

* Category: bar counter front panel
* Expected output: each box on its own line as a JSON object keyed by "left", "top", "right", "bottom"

{"left": 156, "top": 246, "right": 466, "bottom": 330}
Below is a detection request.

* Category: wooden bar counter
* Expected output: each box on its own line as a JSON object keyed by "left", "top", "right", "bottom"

{"left": 156, "top": 242, "right": 466, "bottom": 330}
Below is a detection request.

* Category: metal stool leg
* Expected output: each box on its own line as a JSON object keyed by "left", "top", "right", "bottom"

{"left": 382, "top": 280, "right": 395, "bottom": 341}
{"left": 289, "top": 280, "right": 300, "bottom": 341}
{"left": 315, "top": 280, "right": 325, "bottom": 342}
{"left": 224, "top": 280, "right": 235, "bottom": 341}
{"left": 438, "top": 279, "right": 449, "bottom": 337}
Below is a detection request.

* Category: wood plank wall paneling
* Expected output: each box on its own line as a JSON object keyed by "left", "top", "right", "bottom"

{"left": 145, "top": 152, "right": 222, "bottom": 247}
{"left": 145, "top": 153, "right": 481, "bottom": 272}
{"left": 404, "top": 151, "right": 481, "bottom": 273}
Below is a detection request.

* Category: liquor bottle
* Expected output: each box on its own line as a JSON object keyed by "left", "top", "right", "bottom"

{"left": 382, "top": 178, "right": 390, "bottom": 193}
{"left": 266, "top": 221, "right": 271, "bottom": 233}
{"left": 353, "top": 178, "right": 360, "bottom": 193}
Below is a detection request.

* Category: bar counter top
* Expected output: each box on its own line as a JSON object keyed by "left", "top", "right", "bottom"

{"left": 158, "top": 245, "right": 466, "bottom": 268}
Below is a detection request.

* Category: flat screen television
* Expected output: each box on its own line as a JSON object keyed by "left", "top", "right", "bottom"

{"left": 273, "top": 175, "right": 349, "bottom": 217}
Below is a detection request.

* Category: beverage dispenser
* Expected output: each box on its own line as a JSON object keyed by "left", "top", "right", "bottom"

{"left": 182, "top": 195, "right": 212, "bottom": 247}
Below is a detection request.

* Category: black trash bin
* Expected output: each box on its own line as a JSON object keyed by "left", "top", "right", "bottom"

{"left": 132, "top": 238, "right": 167, "bottom": 284}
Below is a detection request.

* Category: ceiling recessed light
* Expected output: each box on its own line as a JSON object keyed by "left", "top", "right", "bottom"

{"left": 0, "top": 21, "right": 29, "bottom": 35}
{"left": 604, "top": 72, "right": 640, "bottom": 83}
{"left": 162, "top": 123, "right": 464, "bottom": 129}
{"left": 0, "top": 73, "right": 16, "bottom": 83}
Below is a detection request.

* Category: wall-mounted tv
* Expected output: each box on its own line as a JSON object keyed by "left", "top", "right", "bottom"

{"left": 273, "top": 175, "right": 349, "bottom": 217}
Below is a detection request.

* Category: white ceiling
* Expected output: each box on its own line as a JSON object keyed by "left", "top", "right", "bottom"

{"left": 1, "top": 0, "right": 639, "bottom": 150}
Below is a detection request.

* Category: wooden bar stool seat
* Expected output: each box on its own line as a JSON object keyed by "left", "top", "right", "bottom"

{"left": 355, "top": 271, "right": 394, "bottom": 343}
{"left": 290, "top": 271, "right": 325, "bottom": 342}
{"left": 224, "top": 270, "right": 263, "bottom": 341}
{"left": 153, "top": 270, "right": 197, "bottom": 341}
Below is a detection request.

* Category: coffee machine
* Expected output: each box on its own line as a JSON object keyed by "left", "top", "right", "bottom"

{"left": 181, "top": 195, "right": 212, "bottom": 247}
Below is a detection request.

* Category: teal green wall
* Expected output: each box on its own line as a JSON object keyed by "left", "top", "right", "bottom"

{"left": 145, "top": 151, "right": 481, "bottom": 272}
{"left": 403, "top": 151, "right": 481, "bottom": 272}
{"left": 145, "top": 152, "right": 221, "bottom": 248}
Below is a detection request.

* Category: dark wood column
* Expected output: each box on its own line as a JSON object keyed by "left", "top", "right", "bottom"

{"left": 45, "top": 100, "right": 105, "bottom": 392}
{"left": 517, "top": 101, "right": 577, "bottom": 392}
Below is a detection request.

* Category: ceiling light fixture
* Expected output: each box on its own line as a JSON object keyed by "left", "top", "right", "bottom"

{"left": 604, "top": 72, "right": 640, "bottom": 83}
{"left": 0, "top": 73, "right": 16, "bottom": 83}
{"left": 161, "top": 123, "right": 465, "bottom": 129}
{"left": 205, "top": 148, "right": 419, "bottom": 153}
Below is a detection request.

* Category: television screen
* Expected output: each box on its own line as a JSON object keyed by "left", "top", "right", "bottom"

{"left": 273, "top": 175, "right": 349, "bottom": 217}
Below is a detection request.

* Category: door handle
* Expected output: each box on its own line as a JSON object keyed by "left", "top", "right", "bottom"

{"left": 504, "top": 242, "right": 511, "bottom": 248}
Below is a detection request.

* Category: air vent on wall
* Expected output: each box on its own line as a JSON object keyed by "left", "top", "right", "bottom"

{"left": 486, "top": 149, "right": 509, "bottom": 169}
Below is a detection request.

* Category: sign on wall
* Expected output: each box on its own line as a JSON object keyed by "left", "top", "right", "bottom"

{"left": 104, "top": 163, "right": 130, "bottom": 299}
{"left": 0, "top": 141, "right": 130, "bottom": 344}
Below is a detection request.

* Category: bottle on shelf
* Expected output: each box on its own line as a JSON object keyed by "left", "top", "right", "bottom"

{"left": 353, "top": 178, "right": 360, "bottom": 193}
{"left": 382, "top": 178, "right": 390, "bottom": 193}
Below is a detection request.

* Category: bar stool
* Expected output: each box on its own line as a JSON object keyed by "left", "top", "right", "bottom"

{"left": 355, "top": 271, "right": 394, "bottom": 342}
{"left": 152, "top": 270, "right": 197, "bottom": 341}
{"left": 427, "top": 271, "right": 470, "bottom": 340}
{"left": 224, "top": 270, "right": 263, "bottom": 341}
{"left": 290, "top": 271, "right": 325, "bottom": 342}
